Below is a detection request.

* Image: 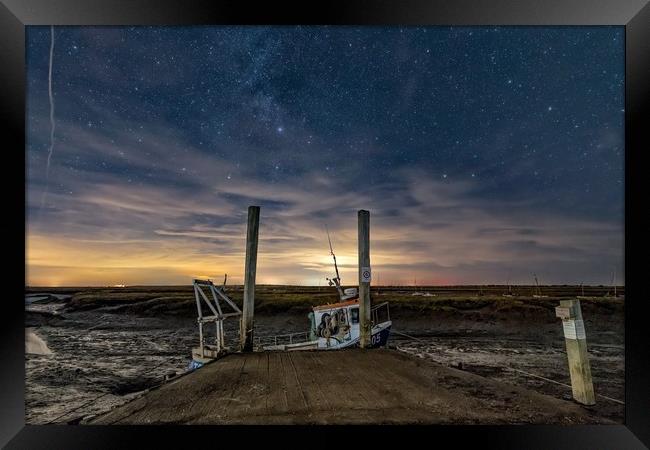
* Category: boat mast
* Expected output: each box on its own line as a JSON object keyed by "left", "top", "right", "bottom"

{"left": 325, "top": 225, "right": 345, "bottom": 301}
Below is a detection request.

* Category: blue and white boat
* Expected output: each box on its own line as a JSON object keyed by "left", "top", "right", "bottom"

{"left": 258, "top": 297, "right": 391, "bottom": 351}
{"left": 257, "top": 229, "right": 392, "bottom": 351}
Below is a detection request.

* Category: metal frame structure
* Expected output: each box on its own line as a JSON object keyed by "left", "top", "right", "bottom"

{"left": 371, "top": 301, "right": 390, "bottom": 327}
{"left": 253, "top": 331, "right": 311, "bottom": 349}
{"left": 193, "top": 279, "right": 242, "bottom": 359}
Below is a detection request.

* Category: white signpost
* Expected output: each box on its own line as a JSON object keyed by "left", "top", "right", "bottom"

{"left": 361, "top": 267, "right": 371, "bottom": 283}
{"left": 555, "top": 299, "right": 595, "bottom": 405}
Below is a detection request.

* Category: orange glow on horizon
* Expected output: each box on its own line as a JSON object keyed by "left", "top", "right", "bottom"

{"left": 26, "top": 231, "right": 456, "bottom": 286}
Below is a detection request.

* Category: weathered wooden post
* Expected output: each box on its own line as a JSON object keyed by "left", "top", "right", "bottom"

{"left": 240, "top": 206, "right": 260, "bottom": 352}
{"left": 358, "top": 209, "right": 371, "bottom": 348}
{"left": 555, "top": 299, "right": 595, "bottom": 405}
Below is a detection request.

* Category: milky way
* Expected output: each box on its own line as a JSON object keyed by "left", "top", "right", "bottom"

{"left": 26, "top": 26, "right": 624, "bottom": 286}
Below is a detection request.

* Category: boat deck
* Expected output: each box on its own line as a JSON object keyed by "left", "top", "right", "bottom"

{"left": 90, "top": 349, "right": 607, "bottom": 425}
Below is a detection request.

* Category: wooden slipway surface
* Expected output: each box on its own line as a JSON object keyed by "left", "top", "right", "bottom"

{"left": 90, "top": 349, "right": 608, "bottom": 425}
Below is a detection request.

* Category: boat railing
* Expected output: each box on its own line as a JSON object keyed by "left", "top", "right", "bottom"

{"left": 254, "top": 331, "right": 312, "bottom": 348}
{"left": 371, "top": 301, "right": 390, "bottom": 325}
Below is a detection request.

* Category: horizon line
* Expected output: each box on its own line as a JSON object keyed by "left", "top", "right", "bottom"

{"left": 25, "top": 283, "right": 626, "bottom": 289}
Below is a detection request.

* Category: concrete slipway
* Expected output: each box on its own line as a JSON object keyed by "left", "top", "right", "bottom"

{"left": 89, "top": 349, "right": 608, "bottom": 425}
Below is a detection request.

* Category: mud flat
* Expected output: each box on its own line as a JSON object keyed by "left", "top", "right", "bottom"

{"left": 392, "top": 333, "right": 624, "bottom": 423}
{"left": 25, "top": 286, "right": 624, "bottom": 424}
{"left": 25, "top": 300, "right": 202, "bottom": 424}
{"left": 90, "top": 349, "right": 611, "bottom": 425}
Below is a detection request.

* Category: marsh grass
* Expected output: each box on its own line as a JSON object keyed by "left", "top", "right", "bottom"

{"left": 26, "top": 285, "right": 623, "bottom": 318}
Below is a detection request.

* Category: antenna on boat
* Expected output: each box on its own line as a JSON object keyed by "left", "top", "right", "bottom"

{"left": 325, "top": 224, "right": 346, "bottom": 301}
{"left": 326, "top": 225, "right": 341, "bottom": 281}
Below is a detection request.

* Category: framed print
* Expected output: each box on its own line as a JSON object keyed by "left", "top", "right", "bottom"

{"left": 1, "top": 0, "right": 648, "bottom": 448}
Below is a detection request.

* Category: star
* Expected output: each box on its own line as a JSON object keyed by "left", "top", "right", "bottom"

{"left": 26, "top": 25, "right": 624, "bottom": 287}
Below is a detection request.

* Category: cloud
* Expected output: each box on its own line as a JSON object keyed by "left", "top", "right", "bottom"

{"left": 25, "top": 27, "right": 624, "bottom": 286}
{"left": 27, "top": 148, "right": 622, "bottom": 286}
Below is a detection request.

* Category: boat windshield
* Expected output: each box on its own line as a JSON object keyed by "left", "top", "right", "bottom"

{"left": 350, "top": 307, "right": 359, "bottom": 324}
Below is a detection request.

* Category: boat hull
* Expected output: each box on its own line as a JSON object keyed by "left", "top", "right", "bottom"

{"left": 369, "top": 322, "right": 391, "bottom": 348}
{"left": 262, "top": 320, "right": 391, "bottom": 351}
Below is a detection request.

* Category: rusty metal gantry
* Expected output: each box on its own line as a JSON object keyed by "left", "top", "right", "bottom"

{"left": 192, "top": 278, "right": 242, "bottom": 362}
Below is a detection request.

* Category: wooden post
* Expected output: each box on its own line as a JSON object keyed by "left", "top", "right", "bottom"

{"left": 555, "top": 299, "right": 595, "bottom": 405}
{"left": 358, "top": 210, "right": 371, "bottom": 348}
{"left": 240, "top": 206, "right": 260, "bottom": 352}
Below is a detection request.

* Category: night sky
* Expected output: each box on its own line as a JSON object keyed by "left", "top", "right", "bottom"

{"left": 26, "top": 26, "right": 624, "bottom": 286}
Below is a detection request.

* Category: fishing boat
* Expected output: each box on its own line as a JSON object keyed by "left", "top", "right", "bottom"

{"left": 257, "top": 298, "right": 391, "bottom": 351}
{"left": 255, "top": 228, "right": 392, "bottom": 351}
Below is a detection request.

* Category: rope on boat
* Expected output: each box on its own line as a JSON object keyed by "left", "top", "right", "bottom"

{"left": 393, "top": 333, "right": 625, "bottom": 405}
{"left": 391, "top": 329, "right": 425, "bottom": 342}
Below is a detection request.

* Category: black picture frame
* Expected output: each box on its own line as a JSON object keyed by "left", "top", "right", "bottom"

{"left": 1, "top": 0, "right": 648, "bottom": 448}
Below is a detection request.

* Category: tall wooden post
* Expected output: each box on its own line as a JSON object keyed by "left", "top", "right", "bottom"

{"left": 555, "top": 299, "right": 595, "bottom": 405}
{"left": 358, "top": 210, "right": 371, "bottom": 349}
{"left": 240, "top": 206, "right": 260, "bottom": 352}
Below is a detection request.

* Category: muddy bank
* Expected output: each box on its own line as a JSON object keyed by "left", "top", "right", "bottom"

{"left": 25, "top": 311, "right": 199, "bottom": 424}
{"left": 26, "top": 285, "right": 623, "bottom": 322}
{"left": 393, "top": 334, "right": 624, "bottom": 423}
{"left": 24, "top": 288, "right": 624, "bottom": 424}
{"left": 30, "top": 294, "right": 622, "bottom": 339}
